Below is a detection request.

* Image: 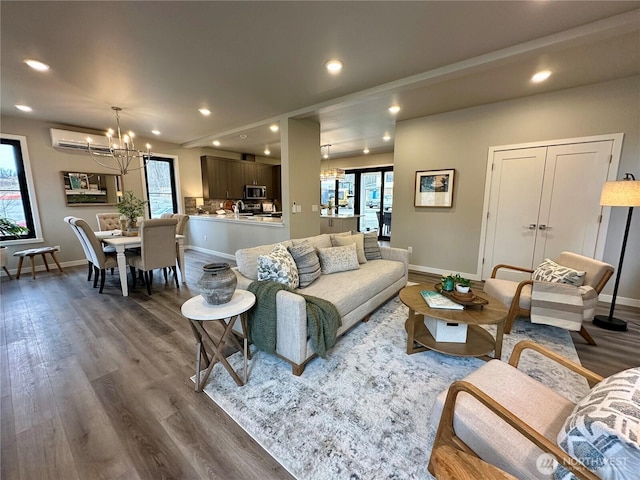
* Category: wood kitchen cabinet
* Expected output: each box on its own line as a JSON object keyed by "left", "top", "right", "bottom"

{"left": 320, "top": 216, "right": 358, "bottom": 234}
{"left": 201, "top": 155, "right": 276, "bottom": 200}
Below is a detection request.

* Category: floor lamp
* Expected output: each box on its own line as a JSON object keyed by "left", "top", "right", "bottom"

{"left": 593, "top": 173, "right": 640, "bottom": 331}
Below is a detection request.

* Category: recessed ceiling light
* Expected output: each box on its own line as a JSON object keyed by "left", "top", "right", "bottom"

{"left": 531, "top": 70, "right": 552, "bottom": 83}
{"left": 239, "top": 134, "right": 248, "bottom": 139}
{"left": 15, "top": 105, "right": 32, "bottom": 112}
{"left": 212, "top": 140, "right": 221, "bottom": 146}
{"left": 382, "top": 134, "right": 391, "bottom": 142}
{"left": 264, "top": 148, "right": 271, "bottom": 155}
{"left": 199, "top": 108, "right": 211, "bottom": 116}
{"left": 24, "top": 59, "right": 50, "bottom": 71}
{"left": 388, "top": 105, "right": 400, "bottom": 114}
{"left": 325, "top": 60, "right": 343, "bottom": 74}
{"left": 363, "top": 148, "right": 370, "bottom": 154}
{"left": 151, "top": 130, "right": 161, "bottom": 136}
{"left": 270, "top": 124, "right": 279, "bottom": 132}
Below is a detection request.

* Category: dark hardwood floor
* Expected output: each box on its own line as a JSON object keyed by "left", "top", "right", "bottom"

{"left": 1, "top": 251, "right": 638, "bottom": 479}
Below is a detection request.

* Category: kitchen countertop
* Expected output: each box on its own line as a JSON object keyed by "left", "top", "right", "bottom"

{"left": 189, "top": 213, "right": 284, "bottom": 227}
{"left": 320, "top": 214, "right": 362, "bottom": 218}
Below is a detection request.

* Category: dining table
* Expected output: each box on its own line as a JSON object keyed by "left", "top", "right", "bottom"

{"left": 96, "top": 231, "right": 186, "bottom": 296}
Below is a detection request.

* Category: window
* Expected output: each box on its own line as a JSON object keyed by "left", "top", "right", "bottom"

{"left": 0, "top": 135, "right": 41, "bottom": 242}
{"left": 144, "top": 156, "right": 179, "bottom": 218}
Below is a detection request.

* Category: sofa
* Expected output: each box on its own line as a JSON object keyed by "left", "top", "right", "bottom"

{"left": 233, "top": 232, "right": 409, "bottom": 375}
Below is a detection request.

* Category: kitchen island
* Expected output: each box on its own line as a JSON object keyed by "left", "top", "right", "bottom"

{"left": 188, "top": 214, "right": 287, "bottom": 259}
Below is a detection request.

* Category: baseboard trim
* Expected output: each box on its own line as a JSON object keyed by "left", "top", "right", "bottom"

{"left": 186, "top": 245, "right": 236, "bottom": 261}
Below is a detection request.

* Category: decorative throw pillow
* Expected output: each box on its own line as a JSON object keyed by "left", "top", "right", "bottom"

{"left": 555, "top": 367, "right": 640, "bottom": 480}
{"left": 288, "top": 240, "right": 321, "bottom": 288}
{"left": 257, "top": 243, "right": 299, "bottom": 289}
{"left": 317, "top": 243, "right": 360, "bottom": 274}
{"left": 361, "top": 230, "right": 382, "bottom": 260}
{"left": 331, "top": 233, "right": 367, "bottom": 264}
{"left": 533, "top": 259, "right": 586, "bottom": 286}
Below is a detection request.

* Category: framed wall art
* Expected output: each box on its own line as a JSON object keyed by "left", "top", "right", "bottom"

{"left": 414, "top": 169, "right": 455, "bottom": 207}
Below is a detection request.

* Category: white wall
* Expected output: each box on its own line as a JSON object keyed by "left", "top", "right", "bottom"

{"left": 393, "top": 76, "right": 640, "bottom": 303}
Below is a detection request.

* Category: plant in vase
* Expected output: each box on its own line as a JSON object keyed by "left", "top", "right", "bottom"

{"left": 116, "top": 191, "right": 147, "bottom": 230}
{"left": 454, "top": 274, "right": 472, "bottom": 293}
{"left": 440, "top": 274, "right": 456, "bottom": 292}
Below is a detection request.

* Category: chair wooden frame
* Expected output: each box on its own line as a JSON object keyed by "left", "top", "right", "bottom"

{"left": 429, "top": 340, "right": 604, "bottom": 480}
{"left": 489, "top": 263, "right": 614, "bottom": 345}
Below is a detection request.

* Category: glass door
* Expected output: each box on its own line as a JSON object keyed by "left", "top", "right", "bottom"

{"left": 144, "top": 156, "right": 179, "bottom": 217}
{"left": 357, "top": 168, "right": 393, "bottom": 240}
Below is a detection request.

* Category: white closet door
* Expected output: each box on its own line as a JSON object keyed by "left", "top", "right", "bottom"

{"left": 534, "top": 140, "right": 613, "bottom": 265}
{"left": 482, "top": 147, "right": 546, "bottom": 280}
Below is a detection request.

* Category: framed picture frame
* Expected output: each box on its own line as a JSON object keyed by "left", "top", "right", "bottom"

{"left": 414, "top": 169, "right": 455, "bottom": 207}
{"left": 68, "top": 172, "right": 89, "bottom": 190}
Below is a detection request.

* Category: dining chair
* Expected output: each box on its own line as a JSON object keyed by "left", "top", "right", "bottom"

{"left": 70, "top": 217, "right": 120, "bottom": 293}
{"left": 160, "top": 213, "right": 189, "bottom": 281}
{"left": 96, "top": 212, "right": 122, "bottom": 231}
{"left": 128, "top": 218, "right": 179, "bottom": 295}
{"left": 64, "top": 216, "right": 94, "bottom": 281}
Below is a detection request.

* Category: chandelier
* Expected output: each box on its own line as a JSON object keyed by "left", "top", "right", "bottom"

{"left": 320, "top": 144, "right": 345, "bottom": 181}
{"left": 87, "top": 106, "right": 151, "bottom": 175}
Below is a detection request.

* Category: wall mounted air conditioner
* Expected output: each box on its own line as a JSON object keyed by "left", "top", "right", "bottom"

{"left": 50, "top": 128, "right": 112, "bottom": 154}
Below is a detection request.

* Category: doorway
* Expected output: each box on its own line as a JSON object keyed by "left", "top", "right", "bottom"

{"left": 357, "top": 167, "right": 394, "bottom": 240}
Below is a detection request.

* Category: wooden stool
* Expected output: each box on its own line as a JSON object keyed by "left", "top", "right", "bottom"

{"left": 13, "top": 247, "right": 64, "bottom": 279}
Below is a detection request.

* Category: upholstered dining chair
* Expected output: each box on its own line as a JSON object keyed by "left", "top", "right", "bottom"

{"left": 70, "top": 217, "right": 120, "bottom": 293}
{"left": 127, "top": 218, "right": 179, "bottom": 295}
{"left": 96, "top": 212, "right": 122, "bottom": 231}
{"left": 483, "top": 252, "right": 614, "bottom": 345}
{"left": 160, "top": 213, "right": 189, "bottom": 281}
{"left": 64, "top": 216, "right": 94, "bottom": 281}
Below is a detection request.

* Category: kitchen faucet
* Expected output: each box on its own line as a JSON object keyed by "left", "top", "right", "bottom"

{"left": 234, "top": 199, "right": 245, "bottom": 218}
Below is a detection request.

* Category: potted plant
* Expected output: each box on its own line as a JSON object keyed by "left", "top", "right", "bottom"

{"left": 0, "top": 217, "right": 28, "bottom": 270}
{"left": 441, "top": 274, "right": 456, "bottom": 292}
{"left": 454, "top": 274, "right": 472, "bottom": 293}
{"left": 116, "top": 191, "right": 147, "bottom": 230}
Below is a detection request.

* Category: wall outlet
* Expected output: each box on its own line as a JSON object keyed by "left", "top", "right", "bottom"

{"left": 296, "top": 204, "right": 302, "bottom": 213}
{"left": 292, "top": 202, "right": 297, "bottom": 214}
{"left": 54, "top": 245, "right": 60, "bottom": 251}
{"left": 203, "top": 235, "right": 207, "bottom": 241}
{"left": 407, "top": 246, "right": 413, "bottom": 254}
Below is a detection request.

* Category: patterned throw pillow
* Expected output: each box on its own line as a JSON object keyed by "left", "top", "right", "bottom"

{"left": 532, "top": 259, "right": 586, "bottom": 286}
{"left": 331, "top": 233, "right": 367, "bottom": 264}
{"left": 317, "top": 243, "right": 360, "bottom": 274}
{"left": 555, "top": 367, "right": 640, "bottom": 480}
{"left": 257, "top": 243, "right": 299, "bottom": 289}
{"left": 288, "top": 240, "right": 321, "bottom": 288}
{"left": 362, "top": 230, "right": 382, "bottom": 260}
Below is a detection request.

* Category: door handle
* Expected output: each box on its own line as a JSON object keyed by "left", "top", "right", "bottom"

{"left": 538, "top": 225, "right": 551, "bottom": 230}
{"left": 524, "top": 224, "right": 537, "bottom": 230}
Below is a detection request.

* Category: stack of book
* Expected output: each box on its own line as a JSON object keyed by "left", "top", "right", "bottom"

{"left": 420, "top": 290, "right": 464, "bottom": 310}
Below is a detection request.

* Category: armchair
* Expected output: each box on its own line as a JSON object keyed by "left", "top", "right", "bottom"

{"left": 429, "top": 341, "right": 613, "bottom": 480}
{"left": 483, "top": 252, "right": 613, "bottom": 344}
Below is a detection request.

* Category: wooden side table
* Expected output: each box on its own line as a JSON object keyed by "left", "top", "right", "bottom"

{"left": 181, "top": 290, "right": 256, "bottom": 392}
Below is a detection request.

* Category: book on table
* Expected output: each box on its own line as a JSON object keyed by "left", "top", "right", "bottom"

{"left": 420, "top": 290, "right": 464, "bottom": 310}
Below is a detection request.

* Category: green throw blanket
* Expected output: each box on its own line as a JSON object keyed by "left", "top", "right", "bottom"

{"left": 247, "top": 280, "right": 342, "bottom": 359}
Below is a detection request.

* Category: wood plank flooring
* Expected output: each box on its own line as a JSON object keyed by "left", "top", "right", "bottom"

{"left": 1, "top": 251, "right": 638, "bottom": 479}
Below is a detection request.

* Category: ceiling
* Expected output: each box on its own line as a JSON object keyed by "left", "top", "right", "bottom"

{"left": 2, "top": 1, "right": 639, "bottom": 160}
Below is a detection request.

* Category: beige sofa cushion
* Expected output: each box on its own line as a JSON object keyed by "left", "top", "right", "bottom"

{"left": 236, "top": 240, "right": 293, "bottom": 280}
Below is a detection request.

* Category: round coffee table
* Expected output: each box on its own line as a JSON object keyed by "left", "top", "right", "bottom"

{"left": 399, "top": 284, "right": 507, "bottom": 360}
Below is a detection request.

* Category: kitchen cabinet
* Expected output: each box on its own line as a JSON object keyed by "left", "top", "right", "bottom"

{"left": 320, "top": 216, "right": 358, "bottom": 234}
{"left": 201, "top": 156, "right": 275, "bottom": 200}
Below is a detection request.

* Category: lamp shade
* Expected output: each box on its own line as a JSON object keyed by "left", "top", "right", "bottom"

{"left": 600, "top": 180, "right": 640, "bottom": 207}
{"left": 195, "top": 197, "right": 204, "bottom": 207}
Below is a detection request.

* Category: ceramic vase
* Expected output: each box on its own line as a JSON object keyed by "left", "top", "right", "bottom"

{"left": 197, "top": 263, "right": 237, "bottom": 305}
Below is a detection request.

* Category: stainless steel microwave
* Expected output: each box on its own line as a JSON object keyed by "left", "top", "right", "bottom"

{"left": 244, "top": 185, "right": 267, "bottom": 200}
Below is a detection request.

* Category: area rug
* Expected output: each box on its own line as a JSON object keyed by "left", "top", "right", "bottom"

{"left": 197, "top": 296, "right": 590, "bottom": 480}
